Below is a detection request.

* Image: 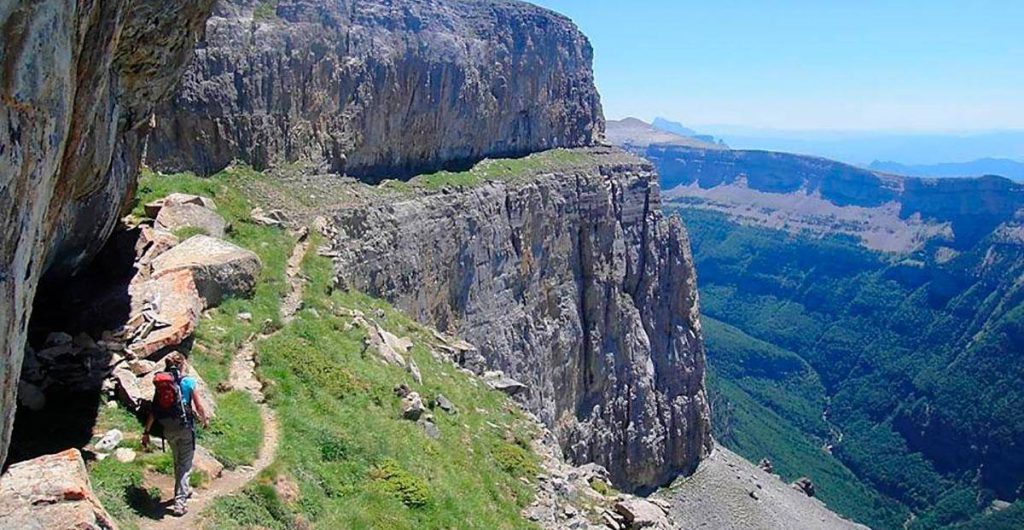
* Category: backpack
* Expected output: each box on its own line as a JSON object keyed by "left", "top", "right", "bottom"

{"left": 152, "top": 369, "right": 191, "bottom": 429}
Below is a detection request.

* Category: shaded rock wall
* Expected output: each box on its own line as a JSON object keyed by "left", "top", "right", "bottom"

{"left": 0, "top": 0, "right": 214, "bottom": 467}
{"left": 328, "top": 148, "right": 712, "bottom": 490}
{"left": 147, "top": 0, "right": 604, "bottom": 180}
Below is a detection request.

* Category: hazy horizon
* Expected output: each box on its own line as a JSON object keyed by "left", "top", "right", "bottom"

{"left": 531, "top": 0, "right": 1024, "bottom": 133}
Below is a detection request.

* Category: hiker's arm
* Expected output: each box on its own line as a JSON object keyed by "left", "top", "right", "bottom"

{"left": 142, "top": 412, "right": 154, "bottom": 447}
{"left": 193, "top": 391, "right": 210, "bottom": 428}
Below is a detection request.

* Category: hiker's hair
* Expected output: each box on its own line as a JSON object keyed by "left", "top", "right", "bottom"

{"left": 165, "top": 352, "right": 186, "bottom": 371}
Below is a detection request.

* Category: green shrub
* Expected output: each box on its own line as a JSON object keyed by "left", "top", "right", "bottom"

{"left": 493, "top": 443, "right": 540, "bottom": 479}
{"left": 369, "top": 459, "right": 430, "bottom": 508}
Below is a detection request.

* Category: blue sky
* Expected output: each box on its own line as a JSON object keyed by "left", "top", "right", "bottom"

{"left": 530, "top": 0, "right": 1024, "bottom": 132}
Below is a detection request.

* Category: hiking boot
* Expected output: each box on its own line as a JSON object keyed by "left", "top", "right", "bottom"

{"left": 171, "top": 505, "right": 188, "bottom": 517}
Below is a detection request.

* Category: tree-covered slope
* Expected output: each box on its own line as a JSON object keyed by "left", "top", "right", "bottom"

{"left": 674, "top": 207, "right": 1024, "bottom": 529}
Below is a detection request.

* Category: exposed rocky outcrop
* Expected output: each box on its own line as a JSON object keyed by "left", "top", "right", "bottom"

{"left": 0, "top": 0, "right": 215, "bottom": 467}
{"left": 325, "top": 147, "right": 712, "bottom": 490}
{"left": 147, "top": 0, "right": 603, "bottom": 180}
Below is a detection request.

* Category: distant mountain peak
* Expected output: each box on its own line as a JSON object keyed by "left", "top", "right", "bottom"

{"left": 652, "top": 117, "right": 697, "bottom": 137}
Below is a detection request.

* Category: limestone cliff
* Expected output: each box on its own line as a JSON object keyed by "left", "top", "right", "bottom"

{"left": 0, "top": 0, "right": 214, "bottom": 467}
{"left": 325, "top": 148, "right": 712, "bottom": 490}
{"left": 146, "top": 0, "right": 604, "bottom": 180}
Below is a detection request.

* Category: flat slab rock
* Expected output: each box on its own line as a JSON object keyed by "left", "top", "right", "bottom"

{"left": 0, "top": 449, "right": 117, "bottom": 530}
{"left": 155, "top": 203, "right": 227, "bottom": 239}
{"left": 145, "top": 193, "right": 218, "bottom": 218}
{"left": 152, "top": 235, "right": 261, "bottom": 307}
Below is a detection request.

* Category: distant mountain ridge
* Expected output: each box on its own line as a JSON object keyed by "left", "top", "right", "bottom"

{"left": 869, "top": 158, "right": 1024, "bottom": 180}
{"left": 652, "top": 117, "right": 725, "bottom": 146}
{"left": 605, "top": 117, "right": 724, "bottom": 150}
{"left": 695, "top": 126, "right": 1024, "bottom": 167}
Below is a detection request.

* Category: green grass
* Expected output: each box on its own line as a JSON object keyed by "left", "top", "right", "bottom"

{"left": 199, "top": 391, "right": 263, "bottom": 469}
{"left": 206, "top": 234, "right": 541, "bottom": 529}
{"left": 90, "top": 167, "right": 293, "bottom": 526}
{"left": 253, "top": 0, "right": 279, "bottom": 21}
{"left": 380, "top": 149, "right": 593, "bottom": 192}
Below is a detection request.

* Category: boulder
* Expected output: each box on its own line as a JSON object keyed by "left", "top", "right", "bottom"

{"left": 126, "top": 270, "right": 203, "bottom": 358}
{"left": 401, "top": 392, "right": 426, "bottom": 421}
{"left": 128, "top": 359, "right": 158, "bottom": 376}
{"left": 94, "top": 429, "right": 123, "bottom": 452}
{"left": 250, "top": 207, "right": 291, "bottom": 227}
{"left": 155, "top": 203, "right": 227, "bottom": 238}
{"left": 407, "top": 359, "right": 423, "bottom": 385}
{"left": 612, "top": 498, "right": 670, "bottom": 529}
{"left": 152, "top": 235, "right": 262, "bottom": 307}
{"left": 484, "top": 372, "right": 528, "bottom": 396}
{"left": 146, "top": 193, "right": 218, "bottom": 219}
{"left": 0, "top": 449, "right": 118, "bottom": 530}
{"left": 419, "top": 419, "right": 441, "bottom": 440}
{"left": 193, "top": 445, "right": 224, "bottom": 482}
{"left": 361, "top": 321, "right": 409, "bottom": 367}
{"left": 112, "top": 366, "right": 152, "bottom": 411}
{"left": 792, "top": 477, "right": 816, "bottom": 497}
{"left": 433, "top": 394, "right": 456, "bottom": 415}
{"left": 135, "top": 225, "right": 180, "bottom": 267}
{"left": 114, "top": 448, "right": 136, "bottom": 463}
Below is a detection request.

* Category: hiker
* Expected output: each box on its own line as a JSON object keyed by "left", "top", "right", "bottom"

{"left": 142, "top": 352, "right": 210, "bottom": 517}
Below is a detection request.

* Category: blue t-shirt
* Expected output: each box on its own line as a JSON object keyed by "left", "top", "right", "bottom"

{"left": 179, "top": 376, "right": 196, "bottom": 410}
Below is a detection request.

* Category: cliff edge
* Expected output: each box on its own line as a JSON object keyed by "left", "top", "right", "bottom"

{"left": 323, "top": 147, "right": 713, "bottom": 490}
{"left": 147, "top": 0, "right": 604, "bottom": 180}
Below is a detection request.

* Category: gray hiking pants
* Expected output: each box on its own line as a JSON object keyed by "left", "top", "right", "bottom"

{"left": 161, "top": 419, "right": 195, "bottom": 511}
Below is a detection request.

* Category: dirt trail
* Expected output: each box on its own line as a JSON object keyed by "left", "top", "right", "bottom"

{"left": 141, "top": 231, "right": 308, "bottom": 529}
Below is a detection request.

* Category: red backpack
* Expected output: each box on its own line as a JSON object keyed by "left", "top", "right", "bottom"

{"left": 152, "top": 370, "right": 189, "bottom": 427}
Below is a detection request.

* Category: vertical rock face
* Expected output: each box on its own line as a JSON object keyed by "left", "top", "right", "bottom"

{"left": 147, "top": 0, "right": 604, "bottom": 180}
{"left": 328, "top": 148, "right": 712, "bottom": 490}
{"left": 0, "top": 0, "right": 214, "bottom": 467}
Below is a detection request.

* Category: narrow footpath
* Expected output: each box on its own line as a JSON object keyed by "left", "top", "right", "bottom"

{"left": 141, "top": 231, "right": 309, "bottom": 529}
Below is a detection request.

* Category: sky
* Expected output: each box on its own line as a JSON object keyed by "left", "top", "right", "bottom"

{"left": 529, "top": 0, "right": 1024, "bottom": 132}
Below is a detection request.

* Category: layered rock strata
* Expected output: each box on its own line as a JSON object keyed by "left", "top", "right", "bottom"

{"left": 147, "top": 0, "right": 603, "bottom": 179}
{"left": 0, "top": 0, "right": 215, "bottom": 467}
{"left": 326, "top": 148, "right": 712, "bottom": 490}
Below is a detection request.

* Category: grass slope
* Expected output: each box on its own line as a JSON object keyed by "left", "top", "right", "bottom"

{"left": 89, "top": 168, "right": 293, "bottom": 528}
{"left": 104, "top": 167, "right": 547, "bottom": 528}
{"left": 205, "top": 232, "right": 542, "bottom": 529}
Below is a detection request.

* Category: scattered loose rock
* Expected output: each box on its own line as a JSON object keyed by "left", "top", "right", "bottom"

{"left": 250, "top": 207, "right": 291, "bottom": 227}
{"left": 419, "top": 419, "right": 441, "bottom": 440}
{"left": 791, "top": 477, "right": 815, "bottom": 497}
{"left": 483, "top": 371, "right": 528, "bottom": 396}
{"left": 613, "top": 498, "right": 670, "bottom": 529}
{"left": 433, "top": 394, "right": 457, "bottom": 414}
{"left": 94, "top": 429, "right": 123, "bottom": 452}
{"left": 401, "top": 392, "right": 426, "bottom": 421}
{"left": 114, "top": 448, "right": 137, "bottom": 463}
